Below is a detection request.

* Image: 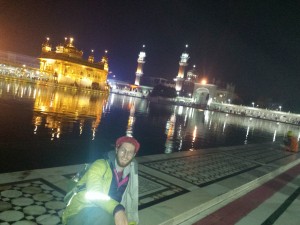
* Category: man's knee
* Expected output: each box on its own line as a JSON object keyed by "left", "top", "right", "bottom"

{"left": 66, "top": 207, "right": 114, "bottom": 225}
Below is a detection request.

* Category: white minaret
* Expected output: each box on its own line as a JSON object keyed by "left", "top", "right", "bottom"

{"left": 175, "top": 44, "right": 189, "bottom": 91}
{"left": 135, "top": 45, "right": 146, "bottom": 86}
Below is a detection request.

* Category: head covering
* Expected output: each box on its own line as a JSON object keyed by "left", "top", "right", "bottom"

{"left": 116, "top": 136, "right": 140, "bottom": 153}
{"left": 287, "top": 131, "right": 293, "bottom": 137}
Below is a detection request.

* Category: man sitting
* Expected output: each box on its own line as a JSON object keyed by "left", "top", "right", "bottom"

{"left": 62, "top": 136, "right": 140, "bottom": 225}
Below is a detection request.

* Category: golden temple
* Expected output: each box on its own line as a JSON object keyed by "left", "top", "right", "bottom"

{"left": 39, "top": 37, "right": 109, "bottom": 91}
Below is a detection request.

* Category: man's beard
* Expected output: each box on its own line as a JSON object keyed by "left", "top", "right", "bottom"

{"left": 116, "top": 156, "right": 132, "bottom": 168}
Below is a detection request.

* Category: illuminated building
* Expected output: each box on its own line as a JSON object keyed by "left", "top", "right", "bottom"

{"left": 134, "top": 45, "right": 146, "bottom": 86}
{"left": 39, "top": 37, "right": 109, "bottom": 91}
{"left": 186, "top": 65, "right": 198, "bottom": 82}
{"left": 175, "top": 45, "right": 189, "bottom": 91}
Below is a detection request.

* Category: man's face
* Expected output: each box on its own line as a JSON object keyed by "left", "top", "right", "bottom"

{"left": 116, "top": 142, "right": 136, "bottom": 168}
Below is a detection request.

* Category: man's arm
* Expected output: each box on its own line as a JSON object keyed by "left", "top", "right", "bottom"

{"left": 114, "top": 210, "right": 129, "bottom": 225}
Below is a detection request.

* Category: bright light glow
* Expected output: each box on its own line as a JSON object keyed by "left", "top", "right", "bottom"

{"left": 192, "top": 126, "right": 197, "bottom": 142}
{"left": 85, "top": 191, "right": 111, "bottom": 201}
{"left": 45, "top": 59, "right": 55, "bottom": 63}
{"left": 273, "top": 130, "right": 277, "bottom": 142}
{"left": 223, "top": 121, "right": 226, "bottom": 133}
{"left": 180, "top": 53, "right": 189, "bottom": 63}
{"left": 244, "top": 126, "right": 250, "bottom": 144}
{"left": 201, "top": 79, "right": 207, "bottom": 85}
{"left": 178, "top": 106, "right": 183, "bottom": 115}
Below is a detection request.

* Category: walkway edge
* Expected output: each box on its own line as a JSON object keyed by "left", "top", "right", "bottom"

{"left": 152, "top": 157, "right": 300, "bottom": 225}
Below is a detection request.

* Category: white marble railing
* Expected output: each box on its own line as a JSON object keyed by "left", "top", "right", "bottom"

{"left": 209, "top": 102, "right": 300, "bottom": 125}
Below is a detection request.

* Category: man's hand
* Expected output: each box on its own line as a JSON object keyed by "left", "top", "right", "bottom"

{"left": 114, "top": 210, "right": 128, "bottom": 225}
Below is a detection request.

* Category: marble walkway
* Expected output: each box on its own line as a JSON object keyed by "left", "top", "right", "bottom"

{"left": 0, "top": 142, "right": 299, "bottom": 225}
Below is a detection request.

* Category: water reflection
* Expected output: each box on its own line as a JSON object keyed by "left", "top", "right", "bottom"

{"left": 1, "top": 78, "right": 300, "bottom": 172}
{"left": 0, "top": 79, "right": 108, "bottom": 141}
{"left": 147, "top": 104, "right": 300, "bottom": 154}
{"left": 126, "top": 99, "right": 136, "bottom": 137}
{"left": 165, "top": 114, "right": 176, "bottom": 153}
{"left": 33, "top": 88, "right": 107, "bottom": 140}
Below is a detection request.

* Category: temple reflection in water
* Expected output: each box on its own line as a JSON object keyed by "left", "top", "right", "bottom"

{"left": 33, "top": 88, "right": 107, "bottom": 140}
{"left": 0, "top": 79, "right": 107, "bottom": 141}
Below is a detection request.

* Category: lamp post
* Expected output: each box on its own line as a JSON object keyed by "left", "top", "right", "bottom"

{"left": 279, "top": 106, "right": 282, "bottom": 111}
{"left": 252, "top": 102, "right": 254, "bottom": 107}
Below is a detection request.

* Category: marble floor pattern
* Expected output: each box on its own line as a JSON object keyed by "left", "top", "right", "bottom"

{"left": 0, "top": 142, "right": 299, "bottom": 225}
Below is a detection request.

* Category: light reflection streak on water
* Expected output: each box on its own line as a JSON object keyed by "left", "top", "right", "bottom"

{"left": 34, "top": 126, "right": 38, "bottom": 134}
{"left": 177, "top": 124, "right": 182, "bottom": 151}
{"left": 204, "top": 110, "right": 209, "bottom": 124}
{"left": 51, "top": 129, "right": 55, "bottom": 141}
{"left": 189, "top": 108, "right": 192, "bottom": 118}
{"left": 184, "top": 113, "right": 188, "bottom": 127}
{"left": 178, "top": 139, "right": 183, "bottom": 151}
{"left": 92, "top": 127, "right": 96, "bottom": 140}
{"left": 126, "top": 100, "right": 136, "bottom": 137}
{"left": 21, "top": 87, "right": 24, "bottom": 98}
{"left": 110, "top": 93, "right": 115, "bottom": 106}
{"left": 223, "top": 115, "right": 228, "bottom": 133}
{"left": 57, "top": 127, "right": 61, "bottom": 139}
{"left": 245, "top": 126, "right": 250, "bottom": 144}
{"left": 28, "top": 86, "right": 32, "bottom": 97}
{"left": 165, "top": 114, "right": 176, "bottom": 153}
{"left": 79, "top": 122, "right": 83, "bottom": 135}
{"left": 178, "top": 106, "right": 183, "bottom": 115}
{"left": 121, "top": 96, "right": 125, "bottom": 108}
{"left": 192, "top": 126, "right": 197, "bottom": 148}
{"left": 273, "top": 130, "right": 277, "bottom": 142}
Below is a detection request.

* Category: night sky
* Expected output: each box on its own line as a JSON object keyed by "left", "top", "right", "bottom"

{"left": 1, "top": 0, "right": 300, "bottom": 112}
